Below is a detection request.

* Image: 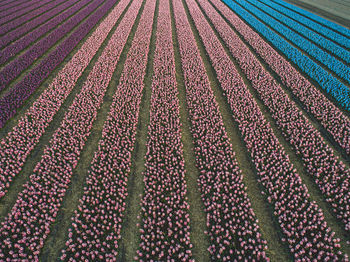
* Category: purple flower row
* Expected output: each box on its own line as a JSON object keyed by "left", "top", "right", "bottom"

{"left": 172, "top": 0, "right": 268, "bottom": 260}
{"left": 0, "top": 0, "right": 116, "bottom": 128}
{"left": 186, "top": 0, "right": 344, "bottom": 259}
{"left": 202, "top": 0, "right": 350, "bottom": 234}
{"left": 0, "top": 0, "right": 60, "bottom": 34}
{"left": 0, "top": 0, "right": 130, "bottom": 200}
{"left": 136, "top": 0, "right": 193, "bottom": 260}
{"left": 61, "top": 0, "right": 155, "bottom": 259}
{"left": 0, "top": 0, "right": 86, "bottom": 52}
{"left": 0, "top": 0, "right": 29, "bottom": 11}
{"left": 0, "top": 0, "right": 103, "bottom": 91}
{"left": 210, "top": 0, "right": 350, "bottom": 156}
{"left": 0, "top": 0, "right": 46, "bottom": 19}
{"left": 0, "top": 0, "right": 138, "bottom": 258}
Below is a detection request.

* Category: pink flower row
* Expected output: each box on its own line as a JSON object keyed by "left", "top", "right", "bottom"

{"left": 185, "top": 0, "right": 344, "bottom": 259}
{"left": 202, "top": 0, "right": 350, "bottom": 234}
{"left": 0, "top": 0, "right": 139, "bottom": 259}
{"left": 172, "top": 0, "right": 268, "bottom": 260}
{"left": 60, "top": 0, "right": 155, "bottom": 260}
{"left": 0, "top": 0, "right": 130, "bottom": 199}
{"left": 136, "top": 0, "right": 193, "bottom": 260}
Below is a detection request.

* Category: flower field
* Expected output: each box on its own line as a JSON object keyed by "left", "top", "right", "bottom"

{"left": 0, "top": 0, "right": 349, "bottom": 260}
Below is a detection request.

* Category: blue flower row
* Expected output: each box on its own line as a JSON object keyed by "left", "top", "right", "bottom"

{"left": 232, "top": 0, "right": 350, "bottom": 84}
{"left": 222, "top": 0, "right": 350, "bottom": 110}
{"left": 250, "top": 0, "right": 350, "bottom": 63}
{"left": 272, "top": 0, "right": 350, "bottom": 38}
{"left": 266, "top": 0, "right": 350, "bottom": 49}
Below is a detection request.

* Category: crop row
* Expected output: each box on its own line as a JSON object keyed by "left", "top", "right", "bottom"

{"left": 136, "top": 0, "right": 193, "bottom": 260}
{"left": 202, "top": 0, "right": 350, "bottom": 235}
{"left": 186, "top": 0, "right": 344, "bottom": 259}
{"left": 234, "top": 0, "right": 350, "bottom": 84}
{"left": 0, "top": 0, "right": 47, "bottom": 23}
{"left": 0, "top": 0, "right": 103, "bottom": 92}
{"left": 209, "top": 0, "right": 350, "bottom": 157}
{"left": 172, "top": 0, "right": 268, "bottom": 260}
{"left": 0, "top": 0, "right": 29, "bottom": 12}
{"left": 221, "top": 0, "right": 350, "bottom": 110}
{"left": 265, "top": 0, "right": 350, "bottom": 49}
{"left": 0, "top": 0, "right": 86, "bottom": 52}
{"left": 0, "top": 0, "right": 43, "bottom": 18}
{"left": 61, "top": 0, "right": 153, "bottom": 260}
{"left": 0, "top": 0, "right": 140, "bottom": 258}
{"left": 248, "top": 0, "right": 350, "bottom": 63}
{"left": 0, "top": 0, "right": 117, "bottom": 128}
{"left": 0, "top": 0, "right": 60, "bottom": 34}
{"left": 0, "top": 0, "right": 130, "bottom": 200}
{"left": 273, "top": 0, "right": 350, "bottom": 38}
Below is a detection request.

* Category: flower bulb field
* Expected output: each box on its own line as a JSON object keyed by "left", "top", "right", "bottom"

{"left": 0, "top": 0, "right": 349, "bottom": 260}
